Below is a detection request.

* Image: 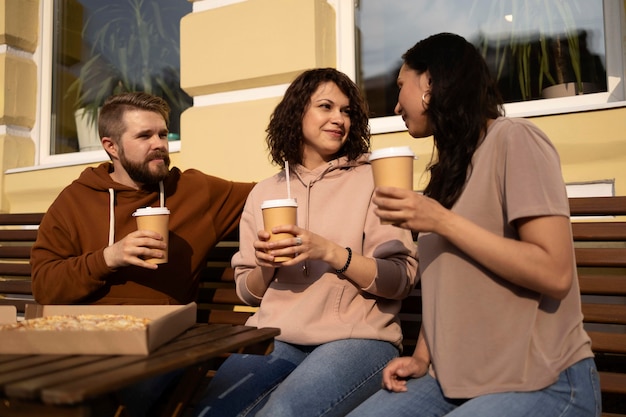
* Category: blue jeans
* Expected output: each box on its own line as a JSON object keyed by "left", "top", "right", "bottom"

{"left": 193, "top": 338, "right": 399, "bottom": 417}
{"left": 347, "top": 357, "right": 601, "bottom": 417}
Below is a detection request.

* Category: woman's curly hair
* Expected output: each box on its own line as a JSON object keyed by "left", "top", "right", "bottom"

{"left": 266, "top": 68, "right": 370, "bottom": 167}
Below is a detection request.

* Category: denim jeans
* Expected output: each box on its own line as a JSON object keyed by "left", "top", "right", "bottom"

{"left": 193, "top": 338, "right": 399, "bottom": 417}
{"left": 346, "top": 357, "right": 601, "bottom": 417}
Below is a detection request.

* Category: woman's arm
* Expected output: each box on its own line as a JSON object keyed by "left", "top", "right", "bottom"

{"left": 381, "top": 325, "right": 430, "bottom": 392}
{"left": 374, "top": 188, "right": 574, "bottom": 299}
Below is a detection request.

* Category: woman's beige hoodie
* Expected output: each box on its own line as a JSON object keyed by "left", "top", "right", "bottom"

{"left": 232, "top": 155, "right": 418, "bottom": 348}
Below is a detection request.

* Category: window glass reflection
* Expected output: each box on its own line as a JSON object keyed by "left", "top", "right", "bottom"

{"left": 51, "top": 0, "right": 192, "bottom": 154}
{"left": 356, "top": 0, "right": 606, "bottom": 118}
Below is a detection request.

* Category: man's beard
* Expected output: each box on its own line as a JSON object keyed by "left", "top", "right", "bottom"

{"left": 119, "top": 148, "right": 171, "bottom": 186}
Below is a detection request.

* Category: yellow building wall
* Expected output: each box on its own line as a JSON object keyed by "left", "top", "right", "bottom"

{"left": 0, "top": 0, "right": 38, "bottom": 212}
{"left": 0, "top": 0, "right": 625, "bottom": 214}
{"left": 180, "top": 0, "right": 336, "bottom": 181}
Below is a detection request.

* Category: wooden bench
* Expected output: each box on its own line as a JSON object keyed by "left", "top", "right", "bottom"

{"left": 0, "top": 213, "right": 43, "bottom": 318}
{"left": 569, "top": 196, "right": 626, "bottom": 416}
{"left": 2, "top": 196, "right": 625, "bottom": 416}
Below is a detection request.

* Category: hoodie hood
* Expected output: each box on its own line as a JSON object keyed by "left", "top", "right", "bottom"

{"left": 292, "top": 154, "right": 370, "bottom": 186}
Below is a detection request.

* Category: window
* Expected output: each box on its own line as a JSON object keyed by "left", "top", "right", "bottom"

{"left": 349, "top": 0, "right": 625, "bottom": 133}
{"left": 40, "top": 0, "right": 191, "bottom": 162}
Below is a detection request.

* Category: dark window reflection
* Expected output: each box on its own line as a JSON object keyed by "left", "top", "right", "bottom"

{"left": 51, "top": 0, "right": 192, "bottom": 154}
{"left": 356, "top": 0, "right": 607, "bottom": 118}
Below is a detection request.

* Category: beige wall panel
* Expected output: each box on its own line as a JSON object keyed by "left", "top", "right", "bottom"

{"left": 180, "top": 97, "right": 282, "bottom": 182}
{"left": 0, "top": 0, "right": 39, "bottom": 53}
{"left": 531, "top": 108, "right": 626, "bottom": 196}
{"left": 181, "top": 0, "right": 336, "bottom": 95}
{"left": 1, "top": 135, "right": 35, "bottom": 169}
{"left": 0, "top": 134, "right": 36, "bottom": 211}
{"left": 0, "top": 54, "right": 37, "bottom": 127}
{"left": 3, "top": 164, "right": 92, "bottom": 213}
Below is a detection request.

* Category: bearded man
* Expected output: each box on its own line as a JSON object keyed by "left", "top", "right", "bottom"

{"left": 31, "top": 92, "right": 254, "bottom": 306}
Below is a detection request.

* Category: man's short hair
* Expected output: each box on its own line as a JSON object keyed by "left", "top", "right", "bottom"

{"left": 98, "top": 92, "right": 171, "bottom": 142}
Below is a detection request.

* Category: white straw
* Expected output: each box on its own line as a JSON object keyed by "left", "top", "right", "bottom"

{"left": 159, "top": 181, "right": 164, "bottom": 207}
{"left": 285, "top": 160, "right": 291, "bottom": 199}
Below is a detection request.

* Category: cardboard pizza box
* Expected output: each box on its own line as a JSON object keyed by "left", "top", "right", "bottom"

{"left": 0, "top": 302, "right": 197, "bottom": 355}
{"left": 0, "top": 306, "right": 17, "bottom": 324}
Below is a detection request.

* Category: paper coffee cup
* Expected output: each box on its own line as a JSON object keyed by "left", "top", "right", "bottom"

{"left": 369, "top": 146, "right": 416, "bottom": 190}
{"left": 261, "top": 198, "right": 298, "bottom": 262}
{"left": 369, "top": 147, "right": 416, "bottom": 225}
{"left": 133, "top": 207, "right": 170, "bottom": 264}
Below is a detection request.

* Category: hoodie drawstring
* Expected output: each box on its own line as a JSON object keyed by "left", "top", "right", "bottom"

{"left": 108, "top": 188, "right": 115, "bottom": 246}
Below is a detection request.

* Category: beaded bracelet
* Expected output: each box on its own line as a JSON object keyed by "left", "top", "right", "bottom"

{"left": 335, "top": 247, "right": 352, "bottom": 274}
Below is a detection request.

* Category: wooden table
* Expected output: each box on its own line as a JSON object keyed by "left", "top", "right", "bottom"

{"left": 0, "top": 323, "right": 280, "bottom": 417}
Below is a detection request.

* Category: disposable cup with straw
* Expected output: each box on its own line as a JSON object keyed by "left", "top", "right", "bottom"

{"left": 261, "top": 160, "right": 298, "bottom": 262}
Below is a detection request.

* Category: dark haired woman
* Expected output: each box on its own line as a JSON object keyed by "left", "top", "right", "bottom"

{"left": 347, "top": 32, "right": 600, "bottom": 417}
{"left": 193, "top": 68, "right": 418, "bottom": 417}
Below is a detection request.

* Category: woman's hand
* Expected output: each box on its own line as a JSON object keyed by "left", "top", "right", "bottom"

{"left": 381, "top": 356, "right": 429, "bottom": 392}
{"left": 252, "top": 229, "right": 278, "bottom": 267}
{"left": 257, "top": 225, "right": 336, "bottom": 266}
{"left": 254, "top": 225, "right": 377, "bottom": 288}
{"left": 372, "top": 186, "right": 449, "bottom": 233}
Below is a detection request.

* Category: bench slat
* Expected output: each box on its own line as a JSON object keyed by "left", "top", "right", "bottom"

{"left": 206, "top": 309, "right": 251, "bottom": 326}
{"left": 0, "top": 263, "right": 32, "bottom": 276}
{"left": 579, "top": 275, "right": 626, "bottom": 295}
{"left": 571, "top": 222, "right": 626, "bottom": 241}
{"left": 598, "top": 371, "right": 626, "bottom": 395}
{"left": 0, "top": 213, "right": 44, "bottom": 226}
{"left": 211, "top": 288, "right": 242, "bottom": 305}
{"left": 575, "top": 248, "right": 626, "bottom": 267}
{"left": 582, "top": 304, "right": 626, "bottom": 325}
{"left": 569, "top": 196, "right": 626, "bottom": 216}
{"left": 0, "top": 246, "right": 32, "bottom": 259}
{"left": 0, "top": 279, "right": 32, "bottom": 294}
{"left": 0, "top": 229, "right": 39, "bottom": 242}
{"left": 588, "top": 331, "right": 626, "bottom": 354}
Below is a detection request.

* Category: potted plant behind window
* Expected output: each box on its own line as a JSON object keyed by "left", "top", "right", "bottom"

{"left": 472, "top": 0, "right": 605, "bottom": 102}
{"left": 67, "top": 0, "right": 191, "bottom": 151}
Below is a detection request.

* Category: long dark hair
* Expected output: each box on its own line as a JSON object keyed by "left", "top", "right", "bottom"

{"left": 402, "top": 33, "right": 504, "bottom": 208}
{"left": 266, "top": 68, "right": 370, "bottom": 167}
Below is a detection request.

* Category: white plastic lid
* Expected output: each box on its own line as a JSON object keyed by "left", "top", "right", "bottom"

{"left": 132, "top": 207, "right": 170, "bottom": 216}
{"left": 369, "top": 146, "right": 416, "bottom": 161}
{"left": 261, "top": 198, "right": 298, "bottom": 209}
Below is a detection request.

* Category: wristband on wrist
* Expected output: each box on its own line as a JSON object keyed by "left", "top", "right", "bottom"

{"left": 335, "top": 247, "right": 352, "bottom": 274}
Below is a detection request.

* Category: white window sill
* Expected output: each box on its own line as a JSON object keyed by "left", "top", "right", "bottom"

{"left": 370, "top": 99, "right": 626, "bottom": 135}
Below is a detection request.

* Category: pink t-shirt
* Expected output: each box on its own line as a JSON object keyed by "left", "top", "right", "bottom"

{"left": 419, "top": 117, "right": 593, "bottom": 398}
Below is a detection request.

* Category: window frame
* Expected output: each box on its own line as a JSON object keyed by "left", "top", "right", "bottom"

{"left": 337, "top": 0, "right": 626, "bottom": 135}
{"left": 33, "top": 0, "right": 182, "bottom": 169}
{"left": 30, "top": 0, "right": 626, "bottom": 170}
